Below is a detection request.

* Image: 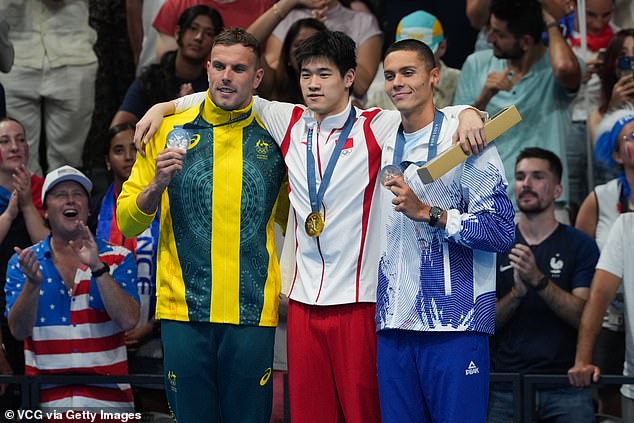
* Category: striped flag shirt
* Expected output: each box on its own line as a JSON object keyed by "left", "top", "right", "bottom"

{"left": 5, "top": 235, "right": 139, "bottom": 409}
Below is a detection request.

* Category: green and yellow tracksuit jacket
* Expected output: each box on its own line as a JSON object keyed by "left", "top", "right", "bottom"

{"left": 117, "top": 94, "right": 286, "bottom": 326}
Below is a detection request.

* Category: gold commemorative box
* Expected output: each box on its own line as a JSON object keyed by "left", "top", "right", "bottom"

{"left": 417, "top": 105, "right": 522, "bottom": 184}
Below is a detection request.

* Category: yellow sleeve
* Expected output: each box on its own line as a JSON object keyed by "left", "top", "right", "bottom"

{"left": 117, "top": 130, "right": 163, "bottom": 238}
{"left": 274, "top": 176, "right": 290, "bottom": 236}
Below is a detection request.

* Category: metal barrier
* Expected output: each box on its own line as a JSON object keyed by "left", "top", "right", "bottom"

{"left": 490, "top": 372, "right": 523, "bottom": 421}
{"left": 2, "top": 373, "right": 634, "bottom": 422}
{"left": 0, "top": 374, "right": 163, "bottom": 410}
{"left": 490, "top": 373, "right": 634, "bottom": 423}
{"left": 0, "top": 374, "right": 30, "bottom": 410}
{"left": 520, "top": 374, "right": 634, "bottom": 423}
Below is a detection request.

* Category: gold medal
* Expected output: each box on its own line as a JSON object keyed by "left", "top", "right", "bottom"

{"left": 305, "top": 211, "right": 324, "bottom": 237}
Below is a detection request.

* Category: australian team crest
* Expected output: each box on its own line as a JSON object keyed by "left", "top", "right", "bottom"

{"left": 255, "top": 139, "right": 270, "bottom": 160}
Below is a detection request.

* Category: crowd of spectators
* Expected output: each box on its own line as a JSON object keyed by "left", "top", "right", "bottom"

{"left": 0, "top": 0, "right": 633, "bottom": 420}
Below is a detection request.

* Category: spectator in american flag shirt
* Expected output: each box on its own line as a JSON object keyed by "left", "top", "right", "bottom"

{"left": 4, "top": 165, "right": 140, "bottom": 410}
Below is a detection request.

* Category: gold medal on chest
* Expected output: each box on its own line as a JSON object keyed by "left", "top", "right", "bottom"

{"left": 305, "top": 211, "right": 324, "bottom": 238}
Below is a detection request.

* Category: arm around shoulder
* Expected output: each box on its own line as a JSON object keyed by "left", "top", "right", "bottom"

{"left": 135, "top": 91, "right": 205, "bottom": 155}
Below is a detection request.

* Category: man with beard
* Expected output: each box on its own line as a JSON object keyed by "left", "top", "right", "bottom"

{"left": 455, "top": 0, "right": 582, "bottom": 205}
{"left": 489, "top": 148, "right": 599, "bottom": 422}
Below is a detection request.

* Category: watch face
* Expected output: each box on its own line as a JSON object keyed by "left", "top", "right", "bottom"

{"left": 429, "top": 206, "right": 443, "bottom": 227}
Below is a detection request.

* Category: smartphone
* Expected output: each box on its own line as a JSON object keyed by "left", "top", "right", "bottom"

{"left": 590, "top": 48, "right": 607, "bottom": 74}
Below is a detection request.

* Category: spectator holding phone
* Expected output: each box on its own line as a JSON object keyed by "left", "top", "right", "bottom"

{"left": 589, "top": 29, "right": 634, "bottom": 141}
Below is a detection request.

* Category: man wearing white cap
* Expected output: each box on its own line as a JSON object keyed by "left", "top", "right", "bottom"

{"left": 366, "top": 10, "right": 461, "bottom": 110}
{"left": 5, "top": 165, "right": 140, "bottom": 410}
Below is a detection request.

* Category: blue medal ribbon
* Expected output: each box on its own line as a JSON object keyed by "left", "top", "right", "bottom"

{"left": 306, "top": 107, "right": 357, "bottom": 214}
{"left": 392, "top": 109, "right": 444, "bottom": 170}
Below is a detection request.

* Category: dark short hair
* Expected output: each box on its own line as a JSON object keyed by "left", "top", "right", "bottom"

{"left": 384, "top": 39, "right": 437, "bottom": 71}
{"left": 515, "top": 147, "right": 563, "bottom": 182}
{"left": 0, "top": 116, "right": 26, "bottom": 136}
{"left": 176, "top": 5, "right": 224, "bottom": 46}
{"left": 104, "top": 122, "right": 136, "bottom": 157}
{"left": 490, "top": 0, "right": 544, "bottom": 43}
{"left": 213, "top": 27, "right": 261, "bottom": 67}
{"left": 295, "top": 30, "right": 357, "bottom": 77}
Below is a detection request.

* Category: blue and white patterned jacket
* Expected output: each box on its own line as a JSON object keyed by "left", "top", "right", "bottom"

{"left": 377, "top": 108, "right": 515, "bottom": 335}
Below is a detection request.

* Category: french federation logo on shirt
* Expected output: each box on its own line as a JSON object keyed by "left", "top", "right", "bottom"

{"left": 549, "top": 254, "right": 564, "bottom": 276}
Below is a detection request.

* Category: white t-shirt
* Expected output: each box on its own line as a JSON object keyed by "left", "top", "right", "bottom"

{"left": 596, "top": 213, "right": 634, "bottom": 399}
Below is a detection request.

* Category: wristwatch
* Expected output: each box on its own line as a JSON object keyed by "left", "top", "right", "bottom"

{"left": 428, "top": 206, "right": 443, "bottom": 227}
{"left": 534, "top": 275, "right": 549, "bottom": 291}
{"left": 92, "top": 262, "right": 110, "bottom": 278}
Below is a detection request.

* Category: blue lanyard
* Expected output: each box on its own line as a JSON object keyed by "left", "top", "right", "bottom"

{"left": 306, "top": 107, "right": 357, "bottom": 213}
{"left": 392, "top": 109, "right": 444, "bottom": 168}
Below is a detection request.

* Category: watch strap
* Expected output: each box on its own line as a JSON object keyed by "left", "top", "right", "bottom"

{"left": 92, "top": 262, "right": 110, "bottom": 278}
{"left": 534, "top": 275, "right": 549, "bottom": 291}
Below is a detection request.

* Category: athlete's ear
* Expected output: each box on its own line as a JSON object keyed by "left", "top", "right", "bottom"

{"left": 429, "top": 66, "right": 440, "bottom": 87}
{"left": 344, "top": 68, "right": 355, "bottom": 89}
{"left": 253, "top": 66, "right": 264, "bottom": 90}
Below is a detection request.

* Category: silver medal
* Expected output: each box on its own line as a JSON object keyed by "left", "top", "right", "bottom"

{"left": 166, "top": 128, "right": 191, "bottom": 150}
{"left": 379, "top": 164, "right": 404, "bottom": 188}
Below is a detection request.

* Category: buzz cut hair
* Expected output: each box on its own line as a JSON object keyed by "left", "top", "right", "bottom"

{"left": 213, "top": 27, "right": 261, "bottom": 67}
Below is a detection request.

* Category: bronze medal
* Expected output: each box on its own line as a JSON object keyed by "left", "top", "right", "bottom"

{"left": 305, "top": 211, "right": 324, "bottom": 237}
